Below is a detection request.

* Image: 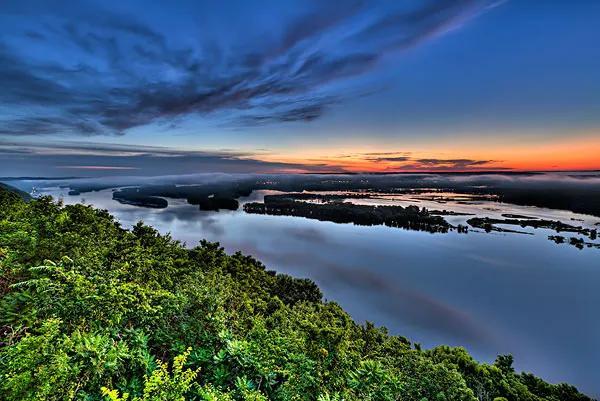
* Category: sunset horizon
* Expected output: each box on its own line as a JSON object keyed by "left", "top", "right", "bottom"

{"left": 1, "top": 1, "right": 599, "bottom": 176}
{"left": 2, "top": 135, "right": 599, "bottom": 176}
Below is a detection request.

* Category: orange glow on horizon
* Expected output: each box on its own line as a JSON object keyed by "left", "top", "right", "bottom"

{"left": 252, "top": 134, "right": 600, "bottom": 173}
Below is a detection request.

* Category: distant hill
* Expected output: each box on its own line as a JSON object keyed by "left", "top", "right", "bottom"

{"left": 0, "top": 182, "right": 32, "bottom": 201}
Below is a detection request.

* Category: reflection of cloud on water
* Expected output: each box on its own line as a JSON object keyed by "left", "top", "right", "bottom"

{"left": 325, "top": 262, "right": 494, "bottom": 348}
{"left": 234, "top": 241, "right": 495, "bottom": 350}
{"left": 280, "top": 226, "right": 334, "bottom": 245}
{"left": 146, "top": 205, "right": 226, "bottom": 238}
{"left": 197, "top": 214, "right": 225, "bottom": 237}
{"left": 466, "top": 254, "right": 522, "bottom": 270}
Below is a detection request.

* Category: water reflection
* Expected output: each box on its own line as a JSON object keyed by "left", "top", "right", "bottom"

{"left": 37, "top": 187, "right": 600, "bottom": 396}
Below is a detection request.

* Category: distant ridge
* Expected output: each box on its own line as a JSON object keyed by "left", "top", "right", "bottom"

{"left": 0, "top": 176, "right": 80, "bottom": 181}
{"left": 0, "top": 182, "right": 32, "bottom": 201}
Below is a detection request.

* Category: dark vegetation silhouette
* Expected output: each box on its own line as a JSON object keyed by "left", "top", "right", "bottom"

{"left": 467, "top": 217, "right": 597, "bottom": 238}
{"left": 112, "top": 185, "right": 245, "bottom": 211}
{"left": 244, "top": 194, "right": 451, "bottom": 233}
{"left": 64, "top": 173, "right": 600, "bottom": 218}
{"left": 548, "top": 235, "right": 600, "bottom": 250}
{"left": 113, "top": 188, "right": 169, "bottom": 208}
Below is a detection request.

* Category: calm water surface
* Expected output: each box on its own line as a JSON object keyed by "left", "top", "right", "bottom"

{"left": 36, "top": 186, "right": 600, "bottom": 396}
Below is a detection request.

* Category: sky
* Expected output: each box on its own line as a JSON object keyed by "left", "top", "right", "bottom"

{"left": 0, "top": 0, "right": 599, "bottom": 176}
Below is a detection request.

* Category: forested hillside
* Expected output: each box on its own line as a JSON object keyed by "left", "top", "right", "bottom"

{"left": 0, "top": 186, "right": 593, "bottom": 401}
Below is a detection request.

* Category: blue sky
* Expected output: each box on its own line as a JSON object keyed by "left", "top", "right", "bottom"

{"left": 1, "top": 0, "right": 599, "bottom": 176}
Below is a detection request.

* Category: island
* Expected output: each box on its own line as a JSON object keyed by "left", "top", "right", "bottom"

{"left": 548, "top": 235, "right": 600, "bottom": 250}
{"left": 112, "top": 185, "right": 242, "bottom": 211}
{"left": 244, "top": 194, "right": 451, "bottom": 233}
{"left": 467, "top": 216, "right": 598, "bottom": 240}
{"left": 112, "top": 188, "right": 169, "bottom": 208}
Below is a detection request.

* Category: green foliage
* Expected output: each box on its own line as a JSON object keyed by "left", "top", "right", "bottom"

{"left": 0, "top": 187, "right": 594, "bottom": 401}
{"left": 0, "top": 319, "right": 79, "bottom": 401}
{"left": 102, "top": 348, "right": 199, "bottom": 401}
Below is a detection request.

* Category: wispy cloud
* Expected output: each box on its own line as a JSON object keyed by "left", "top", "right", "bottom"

{"left": 315, "top": 151, "right": 507, "bottom": 171}
{"left": 0, "top": 139, "right": 343, "bottom": 177}
{"left": 406, "top": 158, "right": 504, "bottom": 170}
{"left": 57, "top": 165, "right": 140, "bottom": 170}
{"left": 369, "top": 156, "right": 412, "bottom": 163}
{"left": 0, "top": 139, "right": 513, "bottom": 176}
{"left": 0, "top": 0, "right": 500, "bottom": 136}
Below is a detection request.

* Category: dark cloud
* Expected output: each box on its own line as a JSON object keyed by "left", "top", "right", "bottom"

{"left": 333, "top": 152, "right": 503, "bottom": 170}
{"left": 280, "top": 226, "right": 333, "bottom": 245}
{"left": 0, "top": 45, "right": 72, "bottom": 105}
{"left": 0, "top": 139, "right": 510, "bottom": 176}
{"left": 0, "top": 115, "right": 113, "bottom": 137}
{"left": 234, "top": 100, "right": 336, "bottom": 126}
{"left": 0, "top": 140, "right": 343, "bottom": 177}
{"left": 411, "top": 158, "right": 500, "bottom": 169}
{"left": 370, "top": 156, "right": 412, "bottom": 162}
{"left": 0, "top": 0, "right": 499, "bottom": 136}
{"left": 362, "top": 152, "right": 413, "bottom": 156}
{"left": 0, "top": 139, "right": 250, "bottom": 157}
{"left": 335, "top": 151, "right": 413, "bottom": 160}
